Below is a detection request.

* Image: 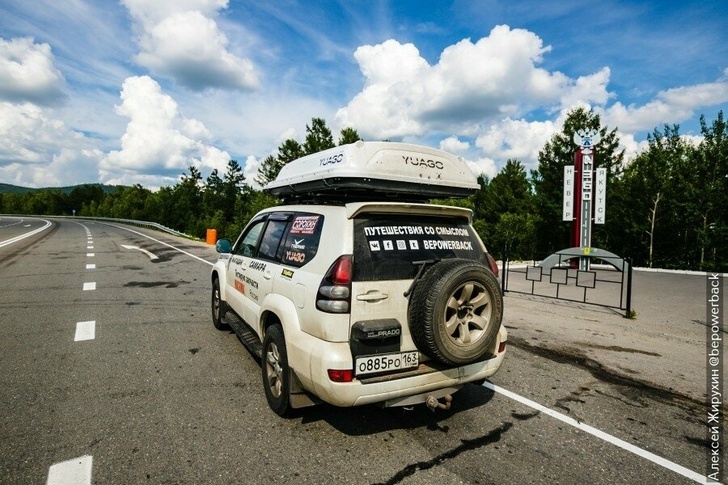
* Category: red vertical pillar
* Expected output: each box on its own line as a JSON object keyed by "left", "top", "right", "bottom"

{"left": 571, "top": 150, "right": 582, "bottom": 249}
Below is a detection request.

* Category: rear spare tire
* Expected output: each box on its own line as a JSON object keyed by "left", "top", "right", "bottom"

{"left": 408, "top": 258, "right": 502, "bottom": 366}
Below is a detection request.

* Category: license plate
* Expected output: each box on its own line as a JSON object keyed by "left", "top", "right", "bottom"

{"left": 355, "top": 351, "right": 419, "bottom": 377}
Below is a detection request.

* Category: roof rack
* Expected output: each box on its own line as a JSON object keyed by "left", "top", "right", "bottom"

{"left": 264, "top": 141, "right": 479, "bottom": 203}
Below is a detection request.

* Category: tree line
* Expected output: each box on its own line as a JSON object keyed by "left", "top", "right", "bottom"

{"left": 1, "top": 111, "right": 725, "bottom": 272}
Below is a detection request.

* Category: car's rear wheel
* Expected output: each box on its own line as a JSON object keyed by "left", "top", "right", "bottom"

{"left": 262, "top": 324, "right": 292, "bottom": 417}
{"left": 211, "top": 277, "right": 229, "bottom": 331}
{"left": 409, "top": 259, "right": 502, "bottom": 366}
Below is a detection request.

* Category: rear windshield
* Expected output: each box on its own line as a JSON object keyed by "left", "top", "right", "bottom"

{"left": 353, "top": 214, "right": 486, "bottom": 281}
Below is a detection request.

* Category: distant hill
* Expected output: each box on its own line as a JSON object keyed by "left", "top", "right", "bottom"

{"left": 0, "top": 183, "right": 35, "bottom": 194}
{"left": 0, "top": 183, "right": 121, "bottom": 195}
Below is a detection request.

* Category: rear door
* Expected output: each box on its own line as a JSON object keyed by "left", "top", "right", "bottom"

{"left": 350, "top": 212, "right": 487, "bottom": 352}
{"left": 239, "top": 212, "right": 291, "bottom": 327}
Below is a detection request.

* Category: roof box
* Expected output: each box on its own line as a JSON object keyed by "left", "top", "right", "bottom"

{"left": 264, "top": 141, "right": 479, "bottom": 202}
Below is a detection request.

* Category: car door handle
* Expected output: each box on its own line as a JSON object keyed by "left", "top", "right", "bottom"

{"left": 356, "top": 290, "right": 389, "bottom": 302}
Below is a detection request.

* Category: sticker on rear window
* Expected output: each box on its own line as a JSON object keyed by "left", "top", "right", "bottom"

{"left": 290, "top": 215, "right": 320, "bottom": 235}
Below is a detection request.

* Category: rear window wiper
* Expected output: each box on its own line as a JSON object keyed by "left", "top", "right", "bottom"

{"left": 404, "top": 259, "right": 440, "bottom": 298}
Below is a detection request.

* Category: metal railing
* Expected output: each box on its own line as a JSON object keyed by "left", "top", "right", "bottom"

{"left": 1, "top": 214, "right": 196, "bottom": 240}
{"left": 502, "top": 247, "right": 633, "bottom": 317}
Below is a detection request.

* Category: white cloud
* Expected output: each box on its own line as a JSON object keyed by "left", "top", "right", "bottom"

{"left": 0, "top": 101, "right": 102, "bottom": 187}
{"left": 600, "top": 76, "right": 728, "bottom": 134}
{"left": 100, "top": 76, "right": 230, "bottom": 185}
{"left": 242, "top": 155, "right": 261, "bottom": 189}
{"left": 617, "top": 133, "right": 649, "bottom": 166}
{"left": 123, "top": 0, "right": 228, "bottom": 23}
{"left": 439, "top": 136, "right": 469, "bottom": 153}
{"left": 558, "top": 68, "right": 612, "bottom": 111}
{"left": 123, "top": 0, "right": 258, "bottom": 91}
{"left": 475, "top": 118, "right": 557, "bottom": 171}
{"left": 335, "top": 25, "right": 611, "bottom": 140}
{"left": 465, "top": 157, "right": 498, "bottom": 180}
{"left": 0, "top": 37, "right": 66, "bottom": 105}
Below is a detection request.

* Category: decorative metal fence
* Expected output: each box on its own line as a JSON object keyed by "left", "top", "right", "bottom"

{"left": 501, "top": 247, "right": 633, "bottom": 317}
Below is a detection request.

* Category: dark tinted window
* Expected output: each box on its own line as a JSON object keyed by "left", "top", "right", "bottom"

{"left": 353, "top": 214, "right": 485, "bottom": 281}
{"left": 279, "top": 213, "right": 324, "bottom": 267}
{"left": 258, "top": 219, "right": 289, "bottom": 261}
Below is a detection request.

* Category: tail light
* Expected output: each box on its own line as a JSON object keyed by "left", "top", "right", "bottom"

{"left": 486, "top": 253, "right": 499, "bottom": 276}
{"left": 328, "top": 369, "right": 354, "bottom": 382}
{"left": 316, "top": 255, "right": 352, "bottom": 313}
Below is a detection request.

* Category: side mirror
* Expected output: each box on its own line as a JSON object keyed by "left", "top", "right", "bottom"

{"left": 215, "top": 238, "right": 232, "bottom": 253}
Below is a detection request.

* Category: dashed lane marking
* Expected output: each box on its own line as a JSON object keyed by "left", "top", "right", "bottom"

{"left": 74, "top": 321, "right": 96, "bottom": 342}
{"left": 482, "top": 381, "right": 707, "bottom": 484}
{"left": 86, "top": 263, "right": 96, "bottom": 269}
{"left": 82, "top": 282, "right": 96, "bottom": 291}
{"left": 46, "top": 455, "right": 92, "bottom": 485}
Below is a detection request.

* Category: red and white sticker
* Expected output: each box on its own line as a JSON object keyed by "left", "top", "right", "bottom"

{"left": 290, "top": 215, "right": 320, "bottom": 235}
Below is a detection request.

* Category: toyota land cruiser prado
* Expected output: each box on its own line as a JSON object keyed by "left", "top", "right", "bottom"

{"left": 211, "top": 141, "right": 507, "bottom": 416}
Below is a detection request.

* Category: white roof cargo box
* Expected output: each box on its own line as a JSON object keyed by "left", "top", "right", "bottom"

{"left": 264, "top": 141, "right": 480, "bottom": 202}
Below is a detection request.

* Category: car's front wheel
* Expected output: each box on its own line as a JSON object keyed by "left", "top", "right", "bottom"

{"left": 211, "top": 277, "right": 229, "bottom": 331}
{"left": 262, "top": 324, "right": 292, "bottom": 417}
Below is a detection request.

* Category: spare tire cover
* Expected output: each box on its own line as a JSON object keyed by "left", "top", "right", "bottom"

{"left": 408, "top": 258, "right": 502, "bottom": 366}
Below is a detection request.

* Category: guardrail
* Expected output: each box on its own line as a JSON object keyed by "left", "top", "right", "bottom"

{"left": 75, "top": 216, "right": 194, "bottom": 239}
{"left": 1, "top": 214, "right": 196, "bottom": 240}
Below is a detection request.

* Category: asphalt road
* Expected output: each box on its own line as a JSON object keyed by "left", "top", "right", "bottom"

{"left": 0, "top": 216, "right": 721, "bottom": 484}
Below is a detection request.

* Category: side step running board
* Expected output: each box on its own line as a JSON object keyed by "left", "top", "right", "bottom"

{"left": 227, "top": 316, "right": 263, "bottom": 359}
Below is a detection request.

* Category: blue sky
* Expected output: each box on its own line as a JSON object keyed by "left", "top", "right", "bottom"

{"left": 1, "top": 0, "right": 726, "bottom": 189}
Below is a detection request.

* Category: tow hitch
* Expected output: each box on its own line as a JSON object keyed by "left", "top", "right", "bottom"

{"left": 425, "top": 394, "right": 452, "bottom": 412}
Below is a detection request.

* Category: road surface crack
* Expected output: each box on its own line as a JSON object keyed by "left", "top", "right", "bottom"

{"left": 374, "top": 421, "right": 513, "bottom": 485}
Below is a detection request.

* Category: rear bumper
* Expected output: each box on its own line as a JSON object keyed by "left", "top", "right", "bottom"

{"left": 288, "top": 325, "right": 507, "bottom": 408}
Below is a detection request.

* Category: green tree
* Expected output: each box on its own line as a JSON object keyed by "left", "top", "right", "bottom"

{"left": 70, "top": 185, "right": 105, "bottom": 216}
{"left": 493, "top": 212, "right": 537, "bottom": 261}
{"left": 338, "top": 127, "right": 361, "bottom": 145}
{"left": 303, "top": 117, "right": 335, "bottom": 154}
{"left": 169, "top": 166, "right": 203, "bottom": 234}
{"left": 255, "top": 155, "right": 281, "bottom": 188}
{"left": 203, "top": 169, "right": 225, "bottom": 223}
{"left": 256, "top": 139, "right": 305, "bottom": 187}
{"left": 222, "top": 159, "right": 246, "bottom": 217}
{"left": 474, "top": 160, "right": 533, "bottom": 225}
{"left": 620, "top": 125, "right": 692, "bottom": 267}
{"left": 694, "top": 111, "right": 727, "bottom": 270}
{"left": 471, "top": 161, "right": 536, "bottom": 260}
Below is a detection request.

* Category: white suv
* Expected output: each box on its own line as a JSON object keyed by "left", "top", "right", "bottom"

{"left": 211, "top": 142, "right": 507, "bottom": 416}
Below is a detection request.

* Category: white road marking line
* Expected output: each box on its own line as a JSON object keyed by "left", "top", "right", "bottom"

{"left": 107, "top": 224, "right": 213, "bottom": 266}
{"left": 482, "top": 381, "right": 707, "bottom": 484}
{"left": 0, "top": 219, "right": 52, "bottom": 248}
{"left": 86, "top": 264, "right": 96, "bottom": 269}
{"left": 74, "top": 321, "right": 96, "bottom": 341}
{"left": 47, "top": 455, "right": 92, "bottom": 485}
{"left": 121, "top": 244, "right": 159, "bottom": 260}
{"left": 86, "top": 253, "right": 94, "bottom": 257}
{"left": 83, "top": 282, "right": 96, "bottom": 291}
{"left": 87, "top": 246, "right": 94, "bottom": 249}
